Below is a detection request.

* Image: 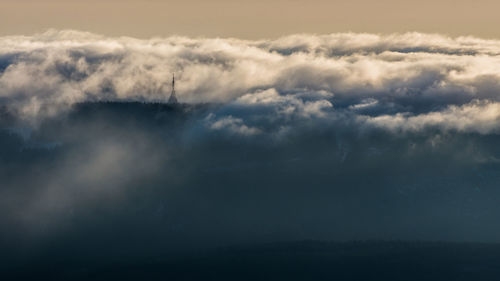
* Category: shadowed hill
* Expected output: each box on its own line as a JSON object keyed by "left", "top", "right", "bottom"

{"left": 4, "top": 240, "right": 500, "bottom": 281}
{"left": 2, "top": 102, "right": 500, "bottom": 280}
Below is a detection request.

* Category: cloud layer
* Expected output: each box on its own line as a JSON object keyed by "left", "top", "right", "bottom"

{"left": 1, "top": 30, "right": 500, "bottom": 134}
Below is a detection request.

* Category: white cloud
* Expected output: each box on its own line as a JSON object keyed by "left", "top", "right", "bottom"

{"left": 349, "top": 98, "right": 379, "bottom": 110}
{"left": 364, "top": 100, "right": 500, "bottom": 134}
{"left": 1, "top": 30, "right": 500, "bottom": 133}
{"left": 235, "top": 88, "right": 332, "bottom": 118}
{"left": 206, "top": 114, "right": 261, "bottom": 136}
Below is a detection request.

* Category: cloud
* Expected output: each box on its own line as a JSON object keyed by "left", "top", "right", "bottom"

{"left": 363, "top": 100, "right": 500, "bottom": 134}
{"left": 206, "top": 113, "right": 261, "bottom": 136}
{"left": 235, "top": 88, "right": 333, "bottom": 118}
{"left": 1, "top": 29, "right": 500, "bottom": 134}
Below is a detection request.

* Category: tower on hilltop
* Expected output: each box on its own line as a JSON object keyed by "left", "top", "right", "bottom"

{"left": 168, "top": 73, "right": 178, "bottom": 104}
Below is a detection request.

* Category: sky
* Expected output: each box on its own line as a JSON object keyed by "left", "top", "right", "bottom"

{"left": 1, "top": 0, "right": 500, "bottom": 39}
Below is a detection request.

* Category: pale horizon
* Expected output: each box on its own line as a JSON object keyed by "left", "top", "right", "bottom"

{"left": 2, "top": 0, "right": 500, "bottom": 40}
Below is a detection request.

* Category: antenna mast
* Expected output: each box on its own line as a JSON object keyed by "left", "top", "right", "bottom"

{"left": 168, "top": 73, "right": 178, "bottom": 104}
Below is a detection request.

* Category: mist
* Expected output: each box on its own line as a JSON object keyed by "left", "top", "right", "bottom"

{"left": 2, "top": 31, "right": 500, "bottom": 266}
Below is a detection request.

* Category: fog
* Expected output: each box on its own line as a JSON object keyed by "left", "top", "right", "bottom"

{"left": 1, "top": 31, "right": 500, "bottom": 263}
